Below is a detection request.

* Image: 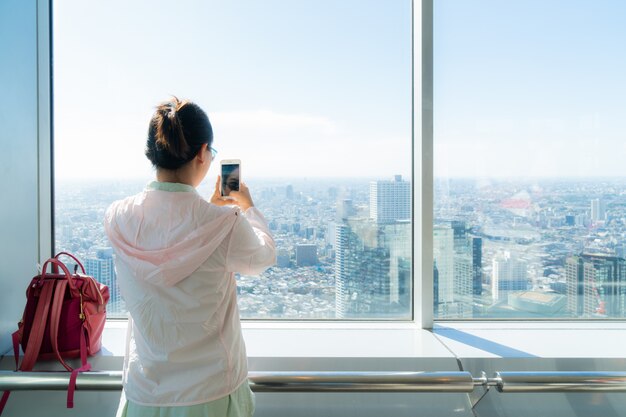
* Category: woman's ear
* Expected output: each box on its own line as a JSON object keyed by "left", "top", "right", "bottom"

{"left": 196, "top": 143, "right": 209, "bottom": 164}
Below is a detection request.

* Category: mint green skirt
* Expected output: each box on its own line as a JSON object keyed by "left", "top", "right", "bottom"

{"left": 116, "top": 382, "right": 255, "bottom": 417}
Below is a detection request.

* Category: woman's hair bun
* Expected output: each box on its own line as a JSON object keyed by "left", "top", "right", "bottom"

{"left": 153, "top": 96, "right": 189, "bottom": 159}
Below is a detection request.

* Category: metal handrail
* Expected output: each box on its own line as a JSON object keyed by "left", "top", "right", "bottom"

{"left": 248, "top": 371, "right": 475, "bottom": 392}
{"left": 0, "top": 371, "right": 475, "bottom": 393}
{"left": 495, "top": 372, "right": 626, "bottom": 393}
{"left": 0, "top": 371, "right": 122, "bottom": 391}
{"left": 2, "top": 370, "right": 626, "bottom": 393}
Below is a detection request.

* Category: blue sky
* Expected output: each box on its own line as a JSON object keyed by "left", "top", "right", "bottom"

{"left": 53, "top": 0, "right": 412, "bottom": 180}
{"left": 54, "top": 1, "right": 626, "bottom": 181}
{"left": 434, "top": 0, "right": 626, "bottom": 178}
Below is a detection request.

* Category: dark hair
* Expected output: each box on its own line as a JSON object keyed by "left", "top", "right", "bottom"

{"left": 145, "top": 97, "right": 213, "bottom": 170}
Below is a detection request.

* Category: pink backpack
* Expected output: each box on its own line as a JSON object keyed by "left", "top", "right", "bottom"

{"left": 0, "top": 252, "right": 110, "bottom": 414}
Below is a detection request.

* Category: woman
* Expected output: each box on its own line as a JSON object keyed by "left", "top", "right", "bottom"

{"left": 104, "top": 97, "right": 276, "bottom": 417}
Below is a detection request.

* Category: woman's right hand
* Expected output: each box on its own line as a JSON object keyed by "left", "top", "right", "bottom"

{"left": 229, "top": 181, "right": 254, "bottom": 211}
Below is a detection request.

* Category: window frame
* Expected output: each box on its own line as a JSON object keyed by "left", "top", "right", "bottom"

{"left": 42, "top": 0, "right": 626, "bottom": 328}
{"left": 43, "top": 0, "right": 433, "bottom": 328}
{"left": 417, "top": 0, "right": 434, "bottom": 329}
{"left": 39, "top": 0, "right": 54, "bottom": 270}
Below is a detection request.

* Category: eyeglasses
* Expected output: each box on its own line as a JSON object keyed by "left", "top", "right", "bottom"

{"left": 209, "top": 146, "right": 218, "bottom": 161}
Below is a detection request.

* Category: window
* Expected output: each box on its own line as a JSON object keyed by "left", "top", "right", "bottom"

{"left": 53, "top": 1, "right": 413, "bottom": 319}
{"left": 434, "top": 0, "right": 626, "bottom": 319}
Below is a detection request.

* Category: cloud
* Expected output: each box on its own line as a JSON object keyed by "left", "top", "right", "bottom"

{"left": 212, "top": 110, "right": 338, "bottom": 136}
{"left": 55, "top": 109, "right": 411, "bottom": 180}
{"left": 208, "top": 110, "right": 409, "bottom": 179}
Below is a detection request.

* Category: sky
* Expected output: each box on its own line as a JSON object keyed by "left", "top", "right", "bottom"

{"left": 53, "top": 1, "right": 626, "bottom": 181}
{"left": 53, "top": 0, "right": 412, "bottom": 181}
{"left": 434, "top": 0, "right": 626, "bottom": 178}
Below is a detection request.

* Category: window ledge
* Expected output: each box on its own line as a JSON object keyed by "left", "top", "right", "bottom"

{"left": 46, "top": 321, "right": 458, "bottom": 373}
{"left": 100, "top": 320, "right": 626, "bottom": 360}
{"left": 98, "top": 320, "right": 454, "bottom": 360}
{"left": 7, "top": 321, "right": 626, "bottom": 373}
{"left": 434, "top": 321, "right": 626, "bottom": 359}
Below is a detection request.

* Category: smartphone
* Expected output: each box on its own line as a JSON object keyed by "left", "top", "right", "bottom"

{"left": 220, "top": 159, "right": 241, "bottom": 197}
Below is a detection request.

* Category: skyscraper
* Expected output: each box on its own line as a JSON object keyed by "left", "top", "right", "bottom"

{"left": 565, "top": 254, "right": 626, "bottom": 317}
{"left": 334, "top": 220, "right": 391, "bottom": 318}
{"left": 450, "top": 220, "right": 473, "bottom": 317}
{"left": 453, "top": 254, "right": 473, "bottom": 317}
{"left": 383, "top": 221, "right": 411, "bottom": 308}
{"left": 432, "top": 221, "right": 481, "bottom": 318}
{"left": 433, "top": 225, "right": 454, "bottom": 306}
{"left": 295, "top": 244, "right": 318, "bottom": 267}
{"left": 334, "top": 176, "right": 412, "bottom": 318}
{"left": 472, "top": 237, "right": 483, "bottom": 296}
{"left": 338, "top": 199, "right": 357, "bottom": 221}
{"left": 591, "top": 198, "right": 606, "bottom": 222}
{"left": 369, "top": 175, "right": 410, "bottom": 224}
{"left": 451, "top": 221, "right": 467, "bottom": 252}
{"left": 286, "top": 184, "right": 294, "bottom": 200}
{"left": 334, "top": 224, "right": 349, "bottom": 318}
{"left": 86, "top": 247, "right": 123, "bottom": 313}
{"left": 491, "top": 252, "right": 528, "bottom": 302}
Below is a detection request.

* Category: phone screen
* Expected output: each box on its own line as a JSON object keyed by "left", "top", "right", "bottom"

{"left": 221, "top": 164, "right": 240, "bottom": 196}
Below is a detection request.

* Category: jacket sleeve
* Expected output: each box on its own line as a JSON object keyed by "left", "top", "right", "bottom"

{"left": 225, "top": 206, "right": 276, "bottom": 275}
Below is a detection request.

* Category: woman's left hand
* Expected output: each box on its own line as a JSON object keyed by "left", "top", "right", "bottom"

{"left": 210, "top": 176, "right": 233, "bottom": 206}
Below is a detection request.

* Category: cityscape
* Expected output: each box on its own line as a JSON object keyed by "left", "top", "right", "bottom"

{"left": 54, "top": 176, "right": 626, "bottom": 320}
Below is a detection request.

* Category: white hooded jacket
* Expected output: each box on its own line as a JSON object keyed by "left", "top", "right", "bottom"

{"left": 104, "top": 181, "right": 276, "bottom": 406}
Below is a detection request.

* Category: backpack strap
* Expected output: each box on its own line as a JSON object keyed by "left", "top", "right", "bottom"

{"left": 48, "top": 276, "right": 93, "bottom": 408}
{"left": 0, "top": 391, "right": 10, "bottom": 415}
{"left": 67, "top": 327, "right": 91, "bottom": 408}
{"left": 1, "top": 280, "right": 55, "bottom": 416}
{"left": 49, "top": 280, "right": 73, "bottom": 372}
{"left": 19, "top": 279, "right": 55, "bottom": 371}
{"left": 11, "top": 330, "right": 20, "bottom": 370}
{"left": 0, "top": 330, "right": 22, "bottom": 414}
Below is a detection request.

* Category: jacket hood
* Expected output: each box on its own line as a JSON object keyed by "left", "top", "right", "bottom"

{"left": 104, "top": 190, "right": 239, "bottom": 287}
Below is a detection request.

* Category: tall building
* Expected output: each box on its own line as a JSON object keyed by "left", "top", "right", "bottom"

{"left": 295, "top": 244, "right": 318, "bottom": 267}
{"left": 338, "top": 199, "right": 357, "bottom": 221}
{"left": 334, "top": 224, "right": 349, "bottom": 318}
{"left": 285, "top": 184, "right": 294, "bottom": 200}
{"left": 565, "top": 256, "right": 584, "bottom": 316}
{"left": 453, "top": 254, "right": 473, "bottom": 317}
{"left": 434, "top": 221, "right": 481, "bottom": 317}
{"left": 334, "top": 177, "right": 412, "bottom": 318}
{"left": 451, "top": 221, "right": 467, "bottom": 252}
{"left": 472, "top": 237, "right": 483, "bottom": 296}
{"left": 369, "top": 175, "right": 410, "bottom": 224}
{"left": 565, "top": 254, "right": 626, "bottom": 317}
{"left": 491, "top": 252, "right": 528, "bottom": 302}
{"left": 433, "top": 225, "right": 454, "bottom": 305}
{"left": 450, "top": 220, "right": 473, "bottom": 316}
{"left": 334, "top": 218, "right": 402, "bottom": 318}
{"left": 334, "top": 220, "right": 390, "bottom": 318}
{"left": 591, "top": 198, "right": 606, "bottom": 222}
{"left": 85, "top": 247, "right": 123, "bottom": 312}
{"left": 383, "top": 221, "right": 411, "bottom": 308}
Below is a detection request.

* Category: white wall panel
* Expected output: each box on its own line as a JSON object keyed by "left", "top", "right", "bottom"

{"left": 0, "top": 0, "right": 47, "bottom": 355}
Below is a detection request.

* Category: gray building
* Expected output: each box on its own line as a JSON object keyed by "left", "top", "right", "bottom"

{"left": 369, "top": 175, "right": 410, "bottom": 224}
{"left": 295, "top": 244, "right": 318, "bottom": 267}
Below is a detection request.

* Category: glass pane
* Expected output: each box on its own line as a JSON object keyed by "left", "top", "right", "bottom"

{"left": 53, "top": 1, "right": 412, "bottom": 319}
{"left": 434, "top": 0, "right": 626, "bottom": 319}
